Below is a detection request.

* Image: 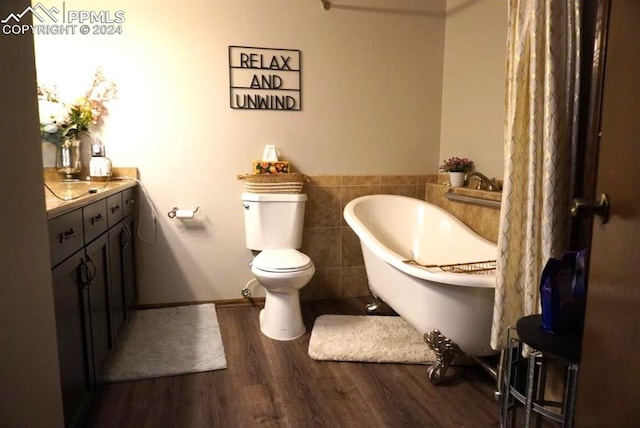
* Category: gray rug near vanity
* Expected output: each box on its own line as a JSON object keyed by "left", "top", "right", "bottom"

{"left": 104, "top": 303, "right": 227, "bottom": 382}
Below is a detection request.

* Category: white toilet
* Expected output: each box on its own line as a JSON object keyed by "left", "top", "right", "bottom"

{"left": 242, "top": 192, "right": 315, "bottom": 340}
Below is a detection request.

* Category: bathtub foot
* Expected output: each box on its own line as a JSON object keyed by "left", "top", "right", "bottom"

{"left": 365, "top": 289, "right": 381, "bottom": 314}
{"left": 424, "top": 329, "right": 465, "bottom": 385}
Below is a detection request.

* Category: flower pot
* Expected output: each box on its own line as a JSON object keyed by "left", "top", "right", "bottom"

{"left": 56, "top": 135, "right": 82, "bottom": 179}
{"left": 448, "top": 172, "right": 465, "bottom": 187}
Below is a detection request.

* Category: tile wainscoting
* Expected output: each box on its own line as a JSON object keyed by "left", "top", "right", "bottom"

{"left": 425, "top": 174, "right": 502, "bottom": 243}
{"left": 299, "top": 174, "right": 435, "bottom": 301}
{"left": 299, "top": 173, "right": 502, "bottom": 302}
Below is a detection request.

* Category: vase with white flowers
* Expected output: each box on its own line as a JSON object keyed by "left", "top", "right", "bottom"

{"left": 439, "top": 157, "right": 474, "bottom": 187}
{"left": 38, "top": 68, "right": 117, "bottom": 179}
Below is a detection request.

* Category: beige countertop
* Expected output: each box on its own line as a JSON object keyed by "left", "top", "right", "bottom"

{"left": 45, "top": 179, "right": 138, "bottom": 219}
{"left": 44, "top": 167, "right": 138, "bottom": 219}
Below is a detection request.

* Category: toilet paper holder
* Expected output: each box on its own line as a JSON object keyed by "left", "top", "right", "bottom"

{"left": 167, "top": 206, "right": 199, "bottom": 219}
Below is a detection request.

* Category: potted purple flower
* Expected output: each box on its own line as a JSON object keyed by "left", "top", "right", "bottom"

{"left": 439, "top": 157, "right": 474, "bottom": 187}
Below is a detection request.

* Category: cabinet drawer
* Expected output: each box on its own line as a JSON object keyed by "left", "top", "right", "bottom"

{"left": 49, "top": 209, "right": 84, "bottom": 267}
{"left": 107, "top": 193, "right": 124, "bottom": 227}
{"left": 122, "top": 188, "right": 136, "bottom": 217}
{"left": 83, "top": 199, "right": 108, "bottom": 244}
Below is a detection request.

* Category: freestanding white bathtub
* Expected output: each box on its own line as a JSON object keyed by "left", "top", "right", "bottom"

{"left": 344, "top": 194, "right": 498, "bottom": 382}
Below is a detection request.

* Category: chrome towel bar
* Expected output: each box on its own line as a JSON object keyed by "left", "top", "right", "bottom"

{"left": 444, "top": 189, "right": 502, "bottom": 208}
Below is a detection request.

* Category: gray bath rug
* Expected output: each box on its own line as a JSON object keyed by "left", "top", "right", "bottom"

{"left": 308, "top": 315, "right": 435, "bottom": 364}
{"left": 104, "top": 303, "right": 227, "bottom": 382}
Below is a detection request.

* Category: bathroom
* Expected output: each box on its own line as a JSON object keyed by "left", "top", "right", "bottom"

{"left": 32, "top": 0, "right": 506, "bottom": 305}
{"left": 13, "top": 0, "right": 505, "bottom": 418}
{"left": 3, "top": 0, "right": 637, "bottom": 426}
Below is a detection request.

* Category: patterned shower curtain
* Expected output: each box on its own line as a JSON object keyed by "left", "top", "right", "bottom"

{"left": 491, "top": 0, "right": 581, "bottom": 350}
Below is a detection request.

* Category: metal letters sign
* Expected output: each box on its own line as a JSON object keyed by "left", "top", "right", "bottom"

{"left": 229, "top": 46, "right": 302, "bottom": 111}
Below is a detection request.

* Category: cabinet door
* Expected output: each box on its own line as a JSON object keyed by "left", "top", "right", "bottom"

{"left": 85, "top": 233, "right": 112, "bottom": 384}
{"left": 109, "top": 221, "right": 127, "bottom": 341}
{"left": 51, "top": 250, "right": 94, "bottom": 428}
{"left": 123, "top": 216, "right": 137, "bottom": 319}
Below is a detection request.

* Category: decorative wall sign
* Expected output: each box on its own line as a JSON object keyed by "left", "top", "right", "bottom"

{"left": 229, "top": 46, "right": 301, "bottom": 111}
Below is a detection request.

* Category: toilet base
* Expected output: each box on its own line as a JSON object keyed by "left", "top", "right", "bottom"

{"left": 259, "top": 290, "right": 305, "bottom": 341}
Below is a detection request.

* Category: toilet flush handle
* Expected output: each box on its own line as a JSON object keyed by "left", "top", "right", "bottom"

{"left": 243, "top": 203, "right": 250, "bottom": 210}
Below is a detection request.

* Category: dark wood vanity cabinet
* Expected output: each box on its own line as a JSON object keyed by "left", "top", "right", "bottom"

{"left": 50, "top": 250, "right": 94, "bottom": 428}
{"left": 50, "top": 227, "right": 111, "bottom": 428}
{"left": 108, "top": 222, "right": 127, "bottom": 342}
{"left": 109, "top": 187, "right": 137, "bottom": 342}
{"left": 48, "top": 185, "right": 137, "bottom": 427}
{"left": 109, "top": 216, "right": 136, "bottom": 341}
{"left": 122, "top": 188, "right": 137, "bottom": 320}
{"left": 85, "top": 234, "right": 112, "bottom": 384}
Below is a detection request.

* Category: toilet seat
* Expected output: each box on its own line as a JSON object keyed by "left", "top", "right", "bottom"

{"left": 253, "top": 249, "right": 313, "bottom": 273}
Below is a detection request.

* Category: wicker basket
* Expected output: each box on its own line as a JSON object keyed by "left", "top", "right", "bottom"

{"left": 237, "top": 173, "right": 309, "bottom": 194}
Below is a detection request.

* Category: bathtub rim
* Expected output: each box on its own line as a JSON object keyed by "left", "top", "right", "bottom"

{"left": 344, "top": 194, "right": 497, "bottom": 289}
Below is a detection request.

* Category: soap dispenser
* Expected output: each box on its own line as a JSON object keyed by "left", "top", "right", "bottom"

{"left": 89, "top": 137, "right": 112, "bottom": 181}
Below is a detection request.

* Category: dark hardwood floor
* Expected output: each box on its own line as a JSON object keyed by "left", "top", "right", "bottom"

{"left": 88, "top": 298, "right": 500, "bottom": 427}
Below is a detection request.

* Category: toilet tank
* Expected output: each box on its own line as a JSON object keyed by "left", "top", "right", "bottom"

{"left": 242, "top": 192, "right": 308, "bottom": 250}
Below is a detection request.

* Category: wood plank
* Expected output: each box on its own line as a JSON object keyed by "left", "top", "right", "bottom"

{"left": 88, "top": 298, "right": 499, "bottom": 427}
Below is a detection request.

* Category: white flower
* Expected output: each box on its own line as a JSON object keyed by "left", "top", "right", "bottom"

{"left": 43, "top": 123, "right": 59, "bottom": 134}
{"left": 37, "top": 68, "right": 117, "bottom": 144}
{"left": 38, "top": 99, "right": 70, "bottom": 126}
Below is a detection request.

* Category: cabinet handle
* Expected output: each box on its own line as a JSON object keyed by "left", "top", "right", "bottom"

{"left": 87, "top": 255, "right": 97, "bottom": 283}
{"left": 91, "top": 213, "right": 103, "bottom": 225}
{"left": 125, "top": 224, "right": 134, "bottom": 247}
{"left": 79, "top": 258, "right": 91, "bottom": 287}
{"left": 79, "top": 259, "right": 88, "bottom": 285}
{"left": 121, "top": 224, "right": 130, "bottom": 247}
{"left": 111, "top": 204, "right": 121, "bottom": 214}
{"left": 126, "top": 198, "right": 135, "bottom": 206}
{"left": 59, "top": 228, "right": 77, "bottom": 243}
{"left": 80, "top": 255, "right": 98, "bottom": 287}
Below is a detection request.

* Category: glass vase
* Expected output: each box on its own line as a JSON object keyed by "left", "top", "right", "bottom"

{"left": 56, "top": 135, "right": 82, "bottom": 180}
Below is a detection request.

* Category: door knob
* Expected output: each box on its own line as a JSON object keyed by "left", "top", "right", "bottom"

{"left": 571, "top": 193, "right": 610, "bottom": 224}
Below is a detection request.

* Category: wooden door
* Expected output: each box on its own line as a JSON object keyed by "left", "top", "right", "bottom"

{"left": 574, "top": 0, "right": 640, "bottom": 425}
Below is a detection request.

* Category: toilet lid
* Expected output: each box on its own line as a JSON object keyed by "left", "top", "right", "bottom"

{"left": 253, "top": 249, "right": 313, "bottom": 273}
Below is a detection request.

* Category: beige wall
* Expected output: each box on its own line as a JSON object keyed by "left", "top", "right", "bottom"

{"left": 0, "top": 0, "right": 64, "bottom": 425}
{"left": 439, "top": 0, "right": 507, "bottom": 179}
{"left": 32, "top": 0, "right": 507, "bottom": 304}
{"left": 34, "top": 0, "right": 447, "bottom": 303}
